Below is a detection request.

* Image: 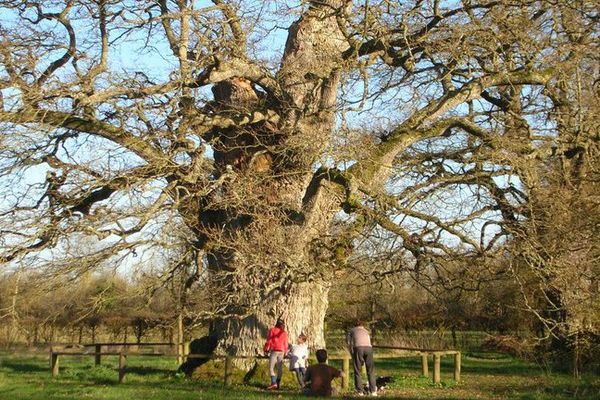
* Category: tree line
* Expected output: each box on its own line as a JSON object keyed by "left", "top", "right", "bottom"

{"left": 0, "top": 270, "right": 192, "bottom": 345}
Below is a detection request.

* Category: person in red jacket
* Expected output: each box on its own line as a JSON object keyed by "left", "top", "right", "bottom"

{"left": 263, "top": 318, "right": 288, "bottom": 389}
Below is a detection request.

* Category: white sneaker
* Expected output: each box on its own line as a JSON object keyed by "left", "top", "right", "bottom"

{"left": 370, "top": 392, "right": 378, "bottom": 397}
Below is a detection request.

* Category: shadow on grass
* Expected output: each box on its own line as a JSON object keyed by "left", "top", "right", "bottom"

{"left": 491, "top": 380, "right": 600, "bottom": 400}
{"left": 84, "top": 377, "right": 116, "bottom": 385}
{"left": 0, "top": 359, "right": 49, "bottom": 373}
{"left": 120, "top": 365, "right": 174, "bottom": 376}
{"left": 536, "top": 382, "right": 600, "bottom": 400}
{"left": 137, "top": 378, "right": 218, "bottom": 393}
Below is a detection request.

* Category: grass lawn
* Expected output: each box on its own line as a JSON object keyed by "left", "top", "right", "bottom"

{"left": 0, "top": 349, "right": 598, "bottom": 399}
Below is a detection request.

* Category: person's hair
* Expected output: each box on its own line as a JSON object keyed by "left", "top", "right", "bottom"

{"left": 298, "top": 333, "right": 307, "bottom": 342}
{"left": 316, "top": 349, "right": 328, "bottom": 363}
{"left": 275, "top": 318, "right": 285, "bottom": 328}
{"left": 353, "top": 319, "right": 363, "bottom": 327}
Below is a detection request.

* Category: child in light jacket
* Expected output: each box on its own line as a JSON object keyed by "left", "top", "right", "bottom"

{"left": 288, "top": 333, "right": 309, "bottom": 388}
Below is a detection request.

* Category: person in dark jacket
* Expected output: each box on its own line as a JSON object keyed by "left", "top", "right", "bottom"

{"left": 346, "top": 319, "right": 377, "bottom": 396}
{"left": 303, "top": 349, "right": 343, "bottom": 397}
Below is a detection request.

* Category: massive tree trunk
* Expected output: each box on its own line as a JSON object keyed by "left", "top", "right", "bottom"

{"left": 211, "top": 282, "right": 330, "bottom": 357}
{"left": 185, "top": 1, "right": 350, "bottom": 363}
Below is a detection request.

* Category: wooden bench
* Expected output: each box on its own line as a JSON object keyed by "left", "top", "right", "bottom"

{"left": 49, "top": 342, "right": 175, "bottom": 383}
{"left": 50, "top": 350, "right": 128, "bottom": 382}
{"left": 80, "top": 342, "right": 175, "bottom": 366}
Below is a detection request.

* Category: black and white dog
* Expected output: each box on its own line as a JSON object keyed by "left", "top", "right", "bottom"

{"left": 362, "top": 376, "right": 395, "bottom": 394}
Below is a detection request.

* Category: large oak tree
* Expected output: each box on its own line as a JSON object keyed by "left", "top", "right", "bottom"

{"left": 1, "top": 0, "right": 597, "bottom": 367}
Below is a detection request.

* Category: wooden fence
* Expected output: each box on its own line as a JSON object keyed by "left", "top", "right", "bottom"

{"left": 49, "top": 342, "right": 460, "bottom": 386}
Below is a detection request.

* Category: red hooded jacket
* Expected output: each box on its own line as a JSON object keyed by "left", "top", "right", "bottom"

{"left": 264, "top": 326, "right": 288, "bottom": 353}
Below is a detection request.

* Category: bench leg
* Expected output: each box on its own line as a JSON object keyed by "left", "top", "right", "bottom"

{"left": 51, "top": 353, "right": 59, "bottom": 377}
{"left": 119, "top": 353, "right": 127, "bottom": 383}
{"left": 95, "top": 345, "right": 102, "bottom": 366}
{"left": 421, "top": 353, "right": 429, "bottom": 377}
{"left": 342, "top": 356, "right": 350, "bottom": 390}
{"left": 433, "top": 353, "right": 441, "bottom": 384}
{"left": 454, "top": 352, "right": 461, "bottom": 382}
{"left": 223, "top": 356, "right": 233, "bottom": 386}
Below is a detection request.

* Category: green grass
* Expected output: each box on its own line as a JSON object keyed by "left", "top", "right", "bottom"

{"left": 0, "top": 350, "right": 598, "bottom": 399}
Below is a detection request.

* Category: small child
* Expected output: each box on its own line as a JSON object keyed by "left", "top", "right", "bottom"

{"left": 288, "top": 333, "right": 309, "bottom": 388}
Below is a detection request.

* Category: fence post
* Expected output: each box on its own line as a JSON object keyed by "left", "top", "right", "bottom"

{"left": 224, "top": 356, "right": 233, "bottom": 387}
{"left": 176, "top": 312, "right": 184, "bottom": 365}
{"left": 453, "top": 352, "right": 461, "bottom": 382}
{"left": 95, "top": 344, "right": 102, "bottom": 366}
{"left": 118, "top": 352, "right": 127, "bottom": 383}
{"left": 170, "top": 342, "right": 176, "bottom": 359}
{"left": 183, "top": 341, "right": 190, "bottom": 361}
{"left": 433, "top": 353, "right": 441, "bottom": 384}
{"left": 421, "top": 353, "right": 429, "bottom": 377}
{"left": 51, "top": 352, "right": 59, "bottom": 377}
{"left": 342, "top": 356, "right": 350, "bottom": 390}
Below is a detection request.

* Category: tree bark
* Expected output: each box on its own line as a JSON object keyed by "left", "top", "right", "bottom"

{"left": 189, "top": 1, "right": 350, "bottom": 365}
{"left": 211, "top": 281, "right": 329, "bottom": 357}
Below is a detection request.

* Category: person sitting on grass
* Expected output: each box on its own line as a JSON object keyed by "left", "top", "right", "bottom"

{"left": 302, "top": 349, "right": 344, "bottom": 397}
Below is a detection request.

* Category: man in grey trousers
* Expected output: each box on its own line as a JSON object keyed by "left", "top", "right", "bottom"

{"left": 346, "top": 319, "right": 377, "bottom": 396}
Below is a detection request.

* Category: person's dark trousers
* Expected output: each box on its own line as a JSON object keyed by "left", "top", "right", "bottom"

{"left": 293, "top": 367, "right": 306, "bottom": 387}
{"left": 352, "top": 346, "right": 376, "bottom": 393}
